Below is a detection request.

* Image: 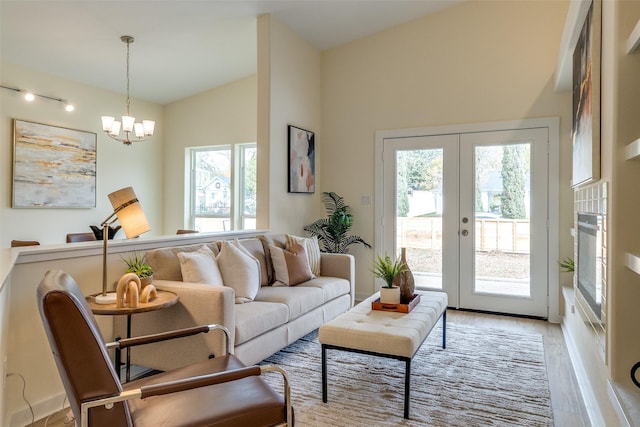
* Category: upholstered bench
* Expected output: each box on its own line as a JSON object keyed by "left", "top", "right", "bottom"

{"left": 319, "top": 290, "right": 448, "bottom": 419}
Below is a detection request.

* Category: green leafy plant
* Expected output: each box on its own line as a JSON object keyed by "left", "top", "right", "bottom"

{"left": 121, "top": 251, "right": 153, "bottom": 278}
{"left": 558, "top": 257, "right": 575, "bottom": 273}
{"left": 371, "top": 254, "right": 406, "bottom": 288}
{"left": 303, "top": 191, "right": 372, "bottom": 254}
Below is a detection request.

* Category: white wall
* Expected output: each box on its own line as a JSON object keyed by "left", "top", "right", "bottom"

{"left": 0, "top": 63, "right": 164, "bottom": 246}
{"left": 6, "top": 256, "right": 108, "bottom": 426}
{"left": 257, "top": 15, "right": 323, "bottom": 234}
{"left": 163, "top": 75, "right": 257, "bottom": 232}
{"left": 0, "top": 275, "right": 9, "bottom": 425}
{"left": 601, "top": 1, "right": 640, "bottom": 419}
{"left": 320, "top": 0, "right": 573, "bottom": 298}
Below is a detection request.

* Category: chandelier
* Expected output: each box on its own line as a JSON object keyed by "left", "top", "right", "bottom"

{"left": 101, "top": 36, "right": 155, "bottom": 145}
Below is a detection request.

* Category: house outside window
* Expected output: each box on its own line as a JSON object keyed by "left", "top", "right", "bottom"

{"left": 189, "top": 143, "right": 256, "bottom": 231}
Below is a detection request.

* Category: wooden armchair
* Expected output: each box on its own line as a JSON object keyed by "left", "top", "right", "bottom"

{"left": 37, "top": 270, "right": 293, "bottom": 427}
{"left": 176, "top": 229, "right": 199, "bottom": 234}
{"left": 66, "top": 232, "right": 97, "bottom": 243}
{"left": 11, "top": 240, "right": 40, "bottom": 247}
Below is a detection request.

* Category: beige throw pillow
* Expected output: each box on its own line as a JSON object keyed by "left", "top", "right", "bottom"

{"left": 177, "top": 245, "right": 223, "bottom": 286}
{"left": 286, "top": 234, "right": 321, "bottom": 277}
{"left": 217, "top": 241, "right": 260, "bottom": 303}
{"left": 269, "top": 243, "right": 314, "bottom": 286}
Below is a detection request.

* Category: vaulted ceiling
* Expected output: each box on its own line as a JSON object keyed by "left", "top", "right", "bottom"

{"left": 1, "top": 0, "right": 463, "bottom": 104}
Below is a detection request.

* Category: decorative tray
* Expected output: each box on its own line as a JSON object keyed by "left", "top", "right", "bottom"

{"left": 371, "top": 293, "right": 421, "bottom": 313}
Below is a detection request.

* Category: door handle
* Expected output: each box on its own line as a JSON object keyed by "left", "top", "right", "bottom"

{"left": 461, "top": 229, "right": 469, "bottom": 236}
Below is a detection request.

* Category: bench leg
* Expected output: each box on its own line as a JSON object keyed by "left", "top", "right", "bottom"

{"left": 404, "top": 358, "right": 411, "bottom": 419}
{"left": 322, "top": 344, "right": 328, "bottom": 403}
{"left": 442, "top": 309, "right": 447, "bottom": 349}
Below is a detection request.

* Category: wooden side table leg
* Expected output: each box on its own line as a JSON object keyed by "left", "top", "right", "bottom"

{"left": 322, "top": 344, "right": 328, "bottom": 403}
{"left": 404, "top": 358, "right": 411, "bottom": 419}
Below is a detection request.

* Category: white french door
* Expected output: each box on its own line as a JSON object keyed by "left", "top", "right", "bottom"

{"left": 378, "top": 126, "right": 550, "bottom": 318}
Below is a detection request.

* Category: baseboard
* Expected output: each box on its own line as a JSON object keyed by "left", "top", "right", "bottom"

{"left": 608, "top": 380, "right": 639, "bottom": 427}
{"left": 9, "top": 391, "right": 67, "bottom": 427}
{"left": 561, "top": 314, "right": 607, "bottom": 427}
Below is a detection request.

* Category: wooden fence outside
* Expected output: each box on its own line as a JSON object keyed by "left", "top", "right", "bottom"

{"left": 397, "top": 217, "right": 530, "bottom": 253}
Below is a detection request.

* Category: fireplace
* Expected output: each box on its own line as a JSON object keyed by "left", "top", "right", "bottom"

{"left": 576, "top": 212, "right": 603, "bottom": 320}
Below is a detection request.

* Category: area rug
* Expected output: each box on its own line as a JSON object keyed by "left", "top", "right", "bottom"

{"left": 261, "top": 323, "right": 553, "bottom": 426}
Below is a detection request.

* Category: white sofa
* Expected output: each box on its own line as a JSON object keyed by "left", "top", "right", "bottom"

{"left": 115, "top": 234, "right": 355, "bottom": 370}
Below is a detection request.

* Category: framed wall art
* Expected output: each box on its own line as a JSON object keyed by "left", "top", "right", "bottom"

{"left": 572, "top": 0, "right": 601, "bottom": 187}
{"left": 13, "top": 119, "right": 97, "bottom": 208}
{"left": 288, "top": 125, "right": 315, "bottom": 193}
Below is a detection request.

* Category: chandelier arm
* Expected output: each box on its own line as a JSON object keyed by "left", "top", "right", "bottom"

{"left": 105, "top": 132, "right": 151, "bottom": 146}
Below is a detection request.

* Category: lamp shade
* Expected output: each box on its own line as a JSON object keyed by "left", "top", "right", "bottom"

{"left": 107, "top": 187, "right": 150, "bottom": 238}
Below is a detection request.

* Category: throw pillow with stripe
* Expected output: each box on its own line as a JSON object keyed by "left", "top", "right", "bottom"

{"left": 269, "top": 243, "right": 314, "bottom": 286}
{"left": 286, "top": 234, "right": 321, "bottom": 277}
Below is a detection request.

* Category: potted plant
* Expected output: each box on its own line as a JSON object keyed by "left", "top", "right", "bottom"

{"left": 558, "top": 257, "right": 575, "bottom": 273}
{"left": 371, "top": 254, "right": 406, "bottom": 304}
{"left": 122, "top": 251, "right": 153, "bottom": 286}
{"left": 303, "top": 191, "right": 371, "bottom": 254}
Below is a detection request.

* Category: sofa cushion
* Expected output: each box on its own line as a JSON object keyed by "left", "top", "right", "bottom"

{"left": 254, "top": 286, "right": 325, "bottom": 321}
{"left": 234, "top": 301, "right": 289, "bottom": 345}
{"left": 177, "top": 245, "right": 223, "bottom": 286}
{"left": 146, "top": 243, "right": 220, "bottom": 281}
{"left": 236, "top": 238, "right": 269, "bottom": 287}
{"left": 257, "top": 234, "right": 287, "bottom": 284}
{"left": 297, "top": 276, "right": 351, "bottom": 303}
{"left": 269, "top": 243, "right": 313, "bottom": 286}
{"left": 286, "top": 234, "right": 321, "bottom": 277}
{"left": 217, "top": 241, "right": 260, "bottom": 303}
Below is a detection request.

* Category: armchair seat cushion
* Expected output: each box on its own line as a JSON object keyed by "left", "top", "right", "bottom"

{"left": 125, "top": 354, "right": 287, "bottom": 427}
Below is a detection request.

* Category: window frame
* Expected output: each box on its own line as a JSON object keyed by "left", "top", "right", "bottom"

{"left": 187, "top": 142, "right": 256, "bottom": 232}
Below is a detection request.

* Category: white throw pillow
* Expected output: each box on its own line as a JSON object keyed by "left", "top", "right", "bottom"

{"left": 217, "top": 241, "right": 260, "bottom": 303}
{"left": 270, "top": 243, "right": 314, "bottom": 286}
{"left": 177, "top": 245, "right": 223, "bottom": 286}
{"left": 286, "top": 234, "right": 321, "bottom": 277}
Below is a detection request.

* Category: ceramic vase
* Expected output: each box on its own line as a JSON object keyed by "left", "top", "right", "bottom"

{"left": 90, "top": 225, "right": 122, "bottom": 240}
{"left": 379, "top": 286, "right": 400, "bottom": 304}
{"left": 394, "top": 247, "right": 415, "bottom": 304}
{"left": 140, "top": 275, "right": 153, "bottom": 288}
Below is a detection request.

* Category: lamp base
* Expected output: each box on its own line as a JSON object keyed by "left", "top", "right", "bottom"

{"left": 95, "top": 292, "right": 118, "bottom": 305}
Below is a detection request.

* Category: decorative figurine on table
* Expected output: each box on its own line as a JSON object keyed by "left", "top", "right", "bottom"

{"left": 115, "top": 273, "right": 157, "bottom": 308}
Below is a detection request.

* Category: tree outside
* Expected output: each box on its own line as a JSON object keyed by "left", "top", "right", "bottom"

{"left": 501, "top": 144, "right": 528, "bottom": 219}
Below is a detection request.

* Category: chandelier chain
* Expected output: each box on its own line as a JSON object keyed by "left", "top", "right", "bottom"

{"left": 125, "top": 37, "right": 131, "bottom": 116}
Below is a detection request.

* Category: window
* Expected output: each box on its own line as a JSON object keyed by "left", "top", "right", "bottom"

{"left": 188, "top": 143, "right": 256, "bottom": 231}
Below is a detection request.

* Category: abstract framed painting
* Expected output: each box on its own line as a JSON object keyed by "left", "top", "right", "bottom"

{"left": 13, "top": 119, "right": 97, "bottom": 208}
{"left": 572, "top": 0, "right": 601, "bottom": 187}
{"left": 288, "top": 125, "right": 315, "bottom": 193}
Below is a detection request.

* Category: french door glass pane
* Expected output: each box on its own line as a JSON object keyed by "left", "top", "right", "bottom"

{"left": 474, "top": 143, "right": 531, "bottom": 297}
{"left": 396, "top": 149, "right": 444, "bottom": 289}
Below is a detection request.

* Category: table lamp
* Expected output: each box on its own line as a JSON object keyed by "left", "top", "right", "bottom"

{"left": 95, "top": 187, "right": 150, "bottom": 304}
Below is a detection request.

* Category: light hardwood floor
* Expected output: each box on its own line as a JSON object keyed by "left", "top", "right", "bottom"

{"left": 33, "top": 309, "right": 589, "bottom": 427}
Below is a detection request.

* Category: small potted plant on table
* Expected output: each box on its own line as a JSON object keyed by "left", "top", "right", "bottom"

{"left": 371, "top": 254, "right": 406, "bottom": 304}
{"left": 122, "top": 251, "right": 153, "bottom": 287}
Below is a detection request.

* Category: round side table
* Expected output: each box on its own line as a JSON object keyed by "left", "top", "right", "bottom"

{"left": 87, "top": 290, "right": 179, "bottom": 382}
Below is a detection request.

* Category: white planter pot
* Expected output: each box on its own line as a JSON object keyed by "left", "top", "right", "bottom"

{"left": 379, "top": 286, "right": 400, "bottom": 304}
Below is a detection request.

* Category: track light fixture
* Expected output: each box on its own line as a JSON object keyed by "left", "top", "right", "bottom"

{"left": 0, "top": 85, "right": 75, "bottom": 112}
